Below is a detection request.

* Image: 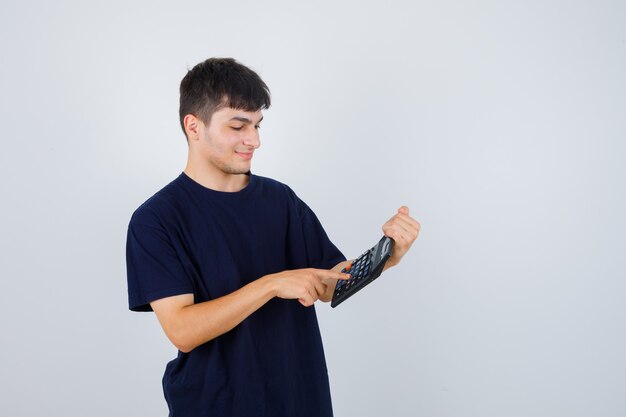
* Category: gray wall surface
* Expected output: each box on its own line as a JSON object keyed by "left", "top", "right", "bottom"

{"left": 1, "top": 1, "right": 625, "bottom": 416}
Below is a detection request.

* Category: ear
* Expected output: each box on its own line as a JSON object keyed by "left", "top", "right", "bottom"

{"left": 184, "top": 114, "right": 202, "bottom": 140}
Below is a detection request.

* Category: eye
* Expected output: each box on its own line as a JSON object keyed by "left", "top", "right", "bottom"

{"left": 254, "top": 125, "right": 261, "bottom": 130}
{"left": 230, "top": 126, "right": 244, "bottom": 131}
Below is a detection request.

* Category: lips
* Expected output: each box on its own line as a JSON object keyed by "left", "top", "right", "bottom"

{"left": 235, "top": 151, "right": 254, "bottom": 160}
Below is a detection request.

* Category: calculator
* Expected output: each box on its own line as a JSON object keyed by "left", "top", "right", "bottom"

{"left": 331, "top": 236, "right": 394, "bottom": 308}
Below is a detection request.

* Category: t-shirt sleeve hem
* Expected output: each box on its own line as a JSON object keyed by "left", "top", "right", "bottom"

{"left": 318, "top": 255, "right": 347, "bottom": 270}
{"left": 129, "top": 287, "right": 195, "bottom": 312}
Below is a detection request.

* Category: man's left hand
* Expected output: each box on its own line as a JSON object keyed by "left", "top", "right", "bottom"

{"left": 382, "top": 206, "right": 421, "bottom": 269}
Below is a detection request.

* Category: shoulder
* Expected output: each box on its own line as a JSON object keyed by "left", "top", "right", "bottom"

{"left": 129, "top": 175, "right": 187, "bottom": 229}
{"left": 252, "top": 174, "right": 300, "bottom": 201}
{"left": 251, "top": 174, "right": 315, "bottom": 218}
{"left": 253, "top": 174, "right": 292, "bottom": 192}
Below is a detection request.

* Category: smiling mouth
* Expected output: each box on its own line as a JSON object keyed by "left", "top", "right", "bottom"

{"left": 236, "top": 151, "right": 254, "bottom": 160}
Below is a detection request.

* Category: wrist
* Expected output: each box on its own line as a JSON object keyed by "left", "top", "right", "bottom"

{"left": 384, "top": 258, "right": 398, "bottom": 271}
{"left": 259, "top": 273, "right": 278, "bottom": 299}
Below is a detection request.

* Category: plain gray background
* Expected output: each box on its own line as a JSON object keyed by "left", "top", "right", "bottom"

{"left": 1, "top": 0, "right": 625, "bottom": 416}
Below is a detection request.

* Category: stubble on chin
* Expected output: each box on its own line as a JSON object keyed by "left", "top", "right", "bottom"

{"left": 209, "top": 156, "right": 250, "bottom": 176}
{"left": 222, "top": 165, "right": 249, "bottom": 175}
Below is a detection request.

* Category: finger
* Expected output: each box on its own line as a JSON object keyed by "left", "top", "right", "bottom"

{"left": 385, "top": 213, "right": 421, "bottom": 239}
{"left": 383, "top": 218, "right": 415, "bottom": 240}
{"left": 306, "top": 283, "right": 320, "bottom": 302}
{"left": 314, "top": 269, "right": 351, "bottom": 281}
{"left": 383, "top": 225, "right": 414, "bottom": 247}
{"left": 338, "top": 272, "right": 351, "bottom": 280}
{"left": 299, "top": 297, "right": 313, "bottom": 307}
{"left": 394, "top": 212, "right": 421, "bottom": 231}
{"left": 299, "top": 287, "right": 316, "bottom": 306}
{"left": 394, "top": 216, "right": 421, "bottom": 238}
{"left": 397, "top": 206, "right": 409, "bottom": 215}
{"left": 383, "top": 227, "right": 408, "bottom": 245}
{"left": 313, "top": 280, "right": 327, "bottom": 297}
{"left": 389, "top": 215, "right": 415, "bottom": 232}
{"left": 306, "top": 275, "right": 327, "bottom": 296}
{"left": 322, "top": 276, "right": 349, "bottom": 288}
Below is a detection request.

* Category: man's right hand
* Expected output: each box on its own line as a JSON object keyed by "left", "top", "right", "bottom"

{"left": 268, "top": 268, "right": 351, "bottom": 307}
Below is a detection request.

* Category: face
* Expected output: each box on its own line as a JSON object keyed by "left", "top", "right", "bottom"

{"left": 190, "top": 107, "right": 263, "bottom": 177}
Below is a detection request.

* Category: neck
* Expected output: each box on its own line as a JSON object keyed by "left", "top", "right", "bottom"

{"left": 184, "top": 163, "right": 250, "bottom": 192}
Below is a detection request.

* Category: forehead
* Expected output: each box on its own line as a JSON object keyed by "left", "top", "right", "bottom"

{"left": 212, "top": 107, "right": 263, "bottom": 123}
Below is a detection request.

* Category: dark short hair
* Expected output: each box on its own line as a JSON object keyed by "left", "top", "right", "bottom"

{"left": 179, "top": 57, "right": 271, "bottom": 138}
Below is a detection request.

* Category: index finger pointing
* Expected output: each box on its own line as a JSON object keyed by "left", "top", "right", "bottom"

{"left": 320, "top": 270, "right": 351, "bottom": 281}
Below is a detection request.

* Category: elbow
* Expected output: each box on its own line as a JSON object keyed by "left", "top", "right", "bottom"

{"left": 167, "top": 330, "right": 197, "bottom": 353}
{"left": 177, "top": 344, "right": 194, "bottom": 354}
{"left": 172, "top": 336, "right": 196, "bottom": 353}
{"left": 169, "top": 330, "right": 217, "bottom": 353}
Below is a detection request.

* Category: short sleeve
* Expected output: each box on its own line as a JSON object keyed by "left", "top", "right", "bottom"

{"left": 297, "top": 198, "right": 346, "bottom": 270}
{"left": 126, "top": 221, "right": 195, "bottom": 312}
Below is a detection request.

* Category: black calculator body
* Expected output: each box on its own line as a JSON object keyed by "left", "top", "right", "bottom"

{"left": 331, "top": 236, "right": 394, "bottom": 308}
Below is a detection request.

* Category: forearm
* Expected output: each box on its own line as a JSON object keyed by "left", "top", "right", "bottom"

{"left": 154, "top": 276, "right": 276, "bottom": 353}
{"left": 154, "top": 267, "right": 348, "bottom": 351}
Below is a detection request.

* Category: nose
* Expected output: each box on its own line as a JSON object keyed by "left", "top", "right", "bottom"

{"left": 243, "top": 130, "right": 261, "bottom": 149}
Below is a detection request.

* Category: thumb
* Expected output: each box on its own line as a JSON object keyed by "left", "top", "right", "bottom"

{"left": 398, "top": 206, "right": 409, "bottom": 215}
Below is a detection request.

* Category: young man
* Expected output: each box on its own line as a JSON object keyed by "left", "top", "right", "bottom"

{"left": 126, "top": 57, "right": 420, "bottom": 417}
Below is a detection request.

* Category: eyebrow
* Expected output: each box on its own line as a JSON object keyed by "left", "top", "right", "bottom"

{"left": 229, "top": 116, "right": 264, "bottom": 124}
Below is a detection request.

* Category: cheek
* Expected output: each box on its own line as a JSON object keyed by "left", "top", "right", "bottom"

{"left": 217, "top": 129, "right": 244, "bottom": 146}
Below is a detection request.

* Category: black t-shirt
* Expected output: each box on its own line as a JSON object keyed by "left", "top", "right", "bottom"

{"left": 126, "top": 172, "right": 345, "bottom": 417}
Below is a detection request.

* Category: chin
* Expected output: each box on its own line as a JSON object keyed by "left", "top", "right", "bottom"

{"left": 221, "top": 164, "right": 251, "bottom": 175}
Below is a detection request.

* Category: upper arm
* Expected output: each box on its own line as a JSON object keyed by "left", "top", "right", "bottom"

{"left": 290, "top": 193, "right": 346, "bottom": 269}
{"left": 151, "top": 293, "right": 195, "bottom": 316}
{"left": 126, "top": 220, "right": 194, "bottom": 312}
{"left": 150, "top": 293, "right": 195, "bottom": 346}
